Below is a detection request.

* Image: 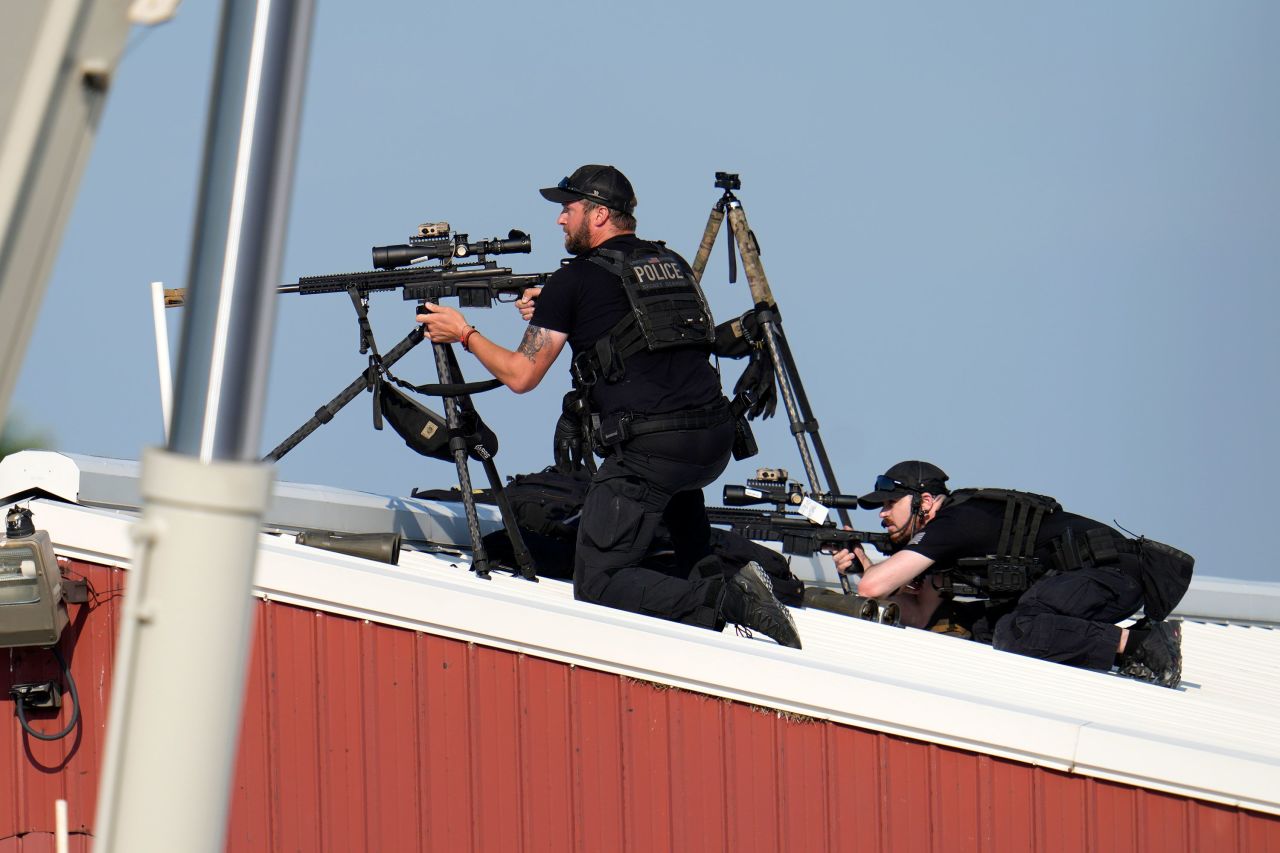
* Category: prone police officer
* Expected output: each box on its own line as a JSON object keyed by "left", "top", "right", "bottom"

{"left": 419, "top": 165, "right": 800, "bottom": 648}
{"left": 834, "top": 461, "right": 1193, "bottom": 687}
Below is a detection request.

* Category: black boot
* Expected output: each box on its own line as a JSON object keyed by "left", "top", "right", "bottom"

{"left": 1117, "top": 619, "right": 1182, "bottom": 688}
{"left": 720, "top": 562, "right": 802, "bottom": 649}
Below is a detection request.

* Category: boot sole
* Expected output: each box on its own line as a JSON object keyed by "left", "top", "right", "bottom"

{"left": 737, "top": 562, "right": 801, "bottom": 648}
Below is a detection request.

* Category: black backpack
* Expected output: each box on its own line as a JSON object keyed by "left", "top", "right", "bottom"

{"left": 420, "top": 468, "right": 804, "bottom": 603}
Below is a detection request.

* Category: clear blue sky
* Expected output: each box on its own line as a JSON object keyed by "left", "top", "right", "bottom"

{"left": 12, "top": 2, "right": 1278, "bottom": 582}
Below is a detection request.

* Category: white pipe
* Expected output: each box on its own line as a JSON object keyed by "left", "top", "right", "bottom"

{"left": 55, "top": 799, "right": 68, "bottom": 853}
{"left": 93, "top": 449, "right": 273, "bottom": 853}
{"left": 149, "top": 281, "right": 173, "bottom": 442}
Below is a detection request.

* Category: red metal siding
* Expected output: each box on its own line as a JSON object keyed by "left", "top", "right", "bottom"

{"left": 1, "top": 559, "right": 123, "bottom": 850}
{"left": 4, "top": 557, "right": 1280, "bottom": 852}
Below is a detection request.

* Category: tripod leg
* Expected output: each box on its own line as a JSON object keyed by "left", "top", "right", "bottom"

{"left": 774, "top": 327, "right": 850, "bottom": 520}
{"left": 264, "top": 326, "right": 425, "bottom": 462}
{"left": 476, "top": 455, "right": 539, "bottom": 581}
{"left": 724, "top": 203, "right": 776, "bottom": 309}
{"left": 757, "top": 314, "right": 824, "bottom": 495}
{"left": 690, "top": 206, "right": 725, "bottom": 283}
{"left": 432, "top": 341, "right": 491, "bottom": 579}
{"left": 432, "top": 344, "right": 539, "bottom": 582}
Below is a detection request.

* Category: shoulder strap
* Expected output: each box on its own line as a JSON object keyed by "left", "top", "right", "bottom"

{"left": 585, "top": 247, "right": 627, "bottom": 277}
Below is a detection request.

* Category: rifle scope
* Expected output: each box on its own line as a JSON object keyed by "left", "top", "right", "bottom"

{"left": 372, "top": 229, "right": 532, "bottom": 270}
{"left": 722, "top": 484, "right": 860, "bottom": 509}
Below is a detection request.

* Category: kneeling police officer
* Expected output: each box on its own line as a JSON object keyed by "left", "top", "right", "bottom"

{"left": 419, "top": 164, "right": 800, "bottom": 649}
{"left": 834, "top": 461, "right": 1193, "bottom": 687}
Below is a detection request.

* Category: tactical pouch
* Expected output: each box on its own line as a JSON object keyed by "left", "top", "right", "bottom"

{"left": 592, "top": 412, "right": 633, "bottom": 448}
{"left": 1085, "top": 527, "right": 1120, "bottom": 564}
{"left": 731, "top": 413, "right": 758, "bottom": 461}
{"left": 985, "top": 560, "right": 1032, "bottom": 594}
{"left": 378, "top": 383, "right": 498, "bottom": 462}
{"left": 953, "top": 557, "right": 1037, "bottom": 596}
{"left": 1052, "top": 528, "right": 1082, "bottom": 573}
{"left": 1052, "top": 526, "right": 1124, "bottom": 572}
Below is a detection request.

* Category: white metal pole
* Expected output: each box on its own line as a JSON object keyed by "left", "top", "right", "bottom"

{"left": 149, "top": 281, "right": 174, "bottom": 442}
{"left": 93, "top": 1, "right": 314, "bottom": 850}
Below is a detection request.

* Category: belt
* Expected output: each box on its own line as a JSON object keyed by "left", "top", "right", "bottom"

{"left": 593, "top": 400, "right": 731, "bottom": 447}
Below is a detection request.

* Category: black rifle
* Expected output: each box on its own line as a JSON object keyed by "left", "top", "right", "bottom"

{"left": 282, "top": 261, "right": 550, "bottom": 306}
{"left": 707, "top": 505, "right": 893, "bottom": 558}
{"left": 260, "top": 223, "right": 550, "bottom": 581}
{"left": 711, "top": 473, "right": 1038, "bottom": 603}
{"left": 708, "top": 473, "right": 892, "bottom": 557}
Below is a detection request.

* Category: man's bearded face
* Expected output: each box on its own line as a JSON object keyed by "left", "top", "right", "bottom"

{"left": 564, "top": 214, "right": 592, "bottom": 255}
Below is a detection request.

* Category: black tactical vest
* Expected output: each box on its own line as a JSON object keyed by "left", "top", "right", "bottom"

{"left": 571, "top": 243, "right": 715, "bottom": 386}
{"left": 936, "top": 488, "right": 1062, "bottom": 597}
{"left": 934, "top": 489, "right": 1192, "bottom": 619}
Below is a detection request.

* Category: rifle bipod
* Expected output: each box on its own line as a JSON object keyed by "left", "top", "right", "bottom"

{"left": 691, "top": 172, "right": 858, "bottom": 593}
{"left": 418, "top": 336, "right": 537, "bottom": 581}
{"left": 263, "top": 312, "right": 537, "bottom": 582}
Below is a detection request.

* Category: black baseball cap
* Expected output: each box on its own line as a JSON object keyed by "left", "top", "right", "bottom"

{"left": 857, "top": 461, "right": 950, "bottom": 509}
{"left": 539, "top": 164, "right": 636, "bottom": 214}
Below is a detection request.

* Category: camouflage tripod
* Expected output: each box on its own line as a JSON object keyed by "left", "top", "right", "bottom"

{"left": 691, "top": 172, "right": 858, "bottom": 593}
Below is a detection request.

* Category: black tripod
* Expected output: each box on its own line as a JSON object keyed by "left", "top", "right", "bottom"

{"left": 264, "top": 286, "right": 537, "bottom": 581}
{"left": 692, "top": 173, "right": 858, "bottom": 592}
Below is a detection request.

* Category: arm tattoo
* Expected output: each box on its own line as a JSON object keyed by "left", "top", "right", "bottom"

{"left": 517, "top": 325, "right": 549, "bottom": 363}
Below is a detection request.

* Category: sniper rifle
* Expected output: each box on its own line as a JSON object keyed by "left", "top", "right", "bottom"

{"left": 280, "top": 227, "right": 550, "bottom": 308}
{"left": 165, "top": 221, "right": 549, "bottom": 311}
{"left": 707, "top": 469, "right": 893, "bottom": 558}
{"left": 263, "top": 221, "right": 552, "bottom": 581}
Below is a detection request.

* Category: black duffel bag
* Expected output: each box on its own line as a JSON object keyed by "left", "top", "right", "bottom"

{"left": 1136, "top": 537, "right": 1194, "bottom": 622}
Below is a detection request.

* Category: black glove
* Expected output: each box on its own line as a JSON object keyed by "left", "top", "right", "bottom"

{"left": 552, "top": 391, "right": 589, "bottom": 473}
{"left": 552, "top": 413, "right": 587, "bottom": 473}
{"left": 733, "top": 348, "right": 777, "bottom": 420}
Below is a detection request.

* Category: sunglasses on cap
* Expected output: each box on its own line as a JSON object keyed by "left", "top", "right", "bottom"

{"left": 874, "top": 475, "right": 921, "bottom": 494}
{"left": 555, "top": 176, "right": 606, "bottom": 201}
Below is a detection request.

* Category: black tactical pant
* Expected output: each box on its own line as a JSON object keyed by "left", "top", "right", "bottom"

{"left": 574, "top": 419, "right": 735, "bottom": 629}
{"left": 992, "top": 561, "right": 1144, "bottom": 671}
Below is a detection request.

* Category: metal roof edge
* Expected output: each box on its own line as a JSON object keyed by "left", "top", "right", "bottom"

{"left": 8, "top": 451, "right": 1276, "bottom": 626}
{"left": 28, "top": 496, "right": 1280, "bottom": 817}
{"left": 247, "top": 541, "right": 1280, "bottom": 817}
{"left": 1173, "top": 575, "right": 1280, "bottom": 625}
{"left": 0, "top": 449, "right": 502, "bottom": 545}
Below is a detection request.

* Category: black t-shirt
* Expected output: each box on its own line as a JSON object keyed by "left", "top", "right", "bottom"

{"left": 530, "top": 234, "right": 722, "bottom": 417}
{"left": 903, "top": 493, "right": 1113, "bottom": 569}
